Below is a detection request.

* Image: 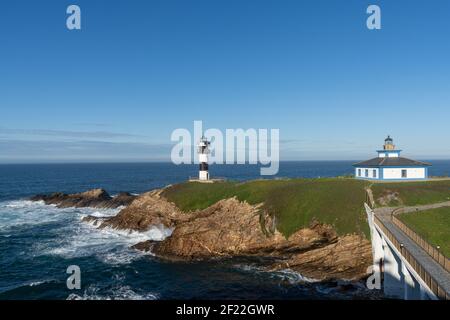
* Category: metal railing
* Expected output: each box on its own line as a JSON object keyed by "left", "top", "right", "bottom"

{"left": 391, "top": 214, "right": 450, "bottom": 272}
{"left": 373, "top": 215, "right": 449, "bottom": 300}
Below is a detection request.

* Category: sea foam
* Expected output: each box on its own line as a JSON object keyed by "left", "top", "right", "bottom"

{"left": 0, "top": 199, "right": 172, "bottom": 266}
{"left": 66, "top": 285, "right": 158, "bottom": 300}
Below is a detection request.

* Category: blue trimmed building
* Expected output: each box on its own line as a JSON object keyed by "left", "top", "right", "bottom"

{"left": 353, "top": 136, "right": 431, "bottom": 181}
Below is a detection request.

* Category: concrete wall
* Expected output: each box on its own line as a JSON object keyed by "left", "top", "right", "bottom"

{"left": 355, "top": 167, "right": 379, "bottom": 179}
{"left": 364, "top": 204, "right": 437, "bottom": 300}
{"left": 199, "top": 171, "right": 209, "bottom": 180}
{"left": 378, "top": 152, "right": 399, "bottom": 158}
{"left": 382, "top": 168, "right": 425, "bottom": 179}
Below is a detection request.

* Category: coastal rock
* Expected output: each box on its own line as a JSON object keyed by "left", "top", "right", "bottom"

{"left": 31, "top": 187, "right": 372, "bottom": 281}
{"left": 89, "top": 189, "right": 185, "bottom": 231}
{"left": 130, "top": 196, "right": 372, "bottom": 281}
{"left": 133, "top": 197, "right": 336, "bottom": 259}
{"left": 139, "top": 197, "right": 282, "bottom": 258}
{"left": 270, "top": 234, "right": 372, "bottom": 281}
{"left": 30, "top": 189, "right": 136, "bottom": 209}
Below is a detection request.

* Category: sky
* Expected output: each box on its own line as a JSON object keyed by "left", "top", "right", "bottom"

{"left": 1, "top": 0, "right": 449, "bottom": 163}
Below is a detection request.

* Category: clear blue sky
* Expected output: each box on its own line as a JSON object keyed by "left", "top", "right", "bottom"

{"left": 1, "top": 0, "right": 449, "bottom": 163}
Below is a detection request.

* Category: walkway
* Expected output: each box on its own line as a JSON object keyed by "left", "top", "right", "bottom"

{"left": 373, "top": 204, "right": 450, "bottom": 298}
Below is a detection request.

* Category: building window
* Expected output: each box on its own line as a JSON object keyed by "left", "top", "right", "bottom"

{"left": 365, "top": 169, "right": 369, "bottom": 177}
{"left": 402, "top": 169, "right": 407, "bottom": 178}
{"left": 373, "top": 170, "right": 377, "bottom": 178}
{"left": 358, "top": 169, "right": 361, "bottom": 176}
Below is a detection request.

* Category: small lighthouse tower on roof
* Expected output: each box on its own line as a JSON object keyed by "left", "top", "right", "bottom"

{"left": 197, "top": 136, "right": 210, "bottom": 181}
{"left": 377, "top": 135, "right": 402, "bottom": 158}
{"left": 383, "top": 135, "right": 395, "bottom": 150}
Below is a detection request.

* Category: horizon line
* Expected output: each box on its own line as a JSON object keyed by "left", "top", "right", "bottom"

{"left": 1, "top": 159, "right": 450, "bottom": 166}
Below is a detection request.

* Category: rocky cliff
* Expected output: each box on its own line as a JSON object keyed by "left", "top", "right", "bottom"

{"left": 31, "top": 188, "right": 372, "bottom": 281}
{"left": 85, "top": 190, "right": 185, "bottom": 231}
{"left": 130, "top": 196, "right": 371, "bottom": 281}
{"left": 30, "top": 189, "right": 136, "bottom": 209}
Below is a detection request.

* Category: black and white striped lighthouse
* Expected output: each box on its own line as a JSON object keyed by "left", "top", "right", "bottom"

{"left": 198, "top": 136, "right": 210, "bottom": 181}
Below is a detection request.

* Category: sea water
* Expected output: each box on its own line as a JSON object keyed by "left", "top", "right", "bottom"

{"left": 1, "top": 161, "right": 448, "bottom": 299}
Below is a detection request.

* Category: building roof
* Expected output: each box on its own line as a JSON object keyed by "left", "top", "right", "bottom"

{"left": 353, "top": 157, "right": 431, "bottom": 167}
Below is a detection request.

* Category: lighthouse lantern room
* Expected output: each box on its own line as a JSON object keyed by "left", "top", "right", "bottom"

{"left": 198, "top": 136, "right": 210, "bottom": 181}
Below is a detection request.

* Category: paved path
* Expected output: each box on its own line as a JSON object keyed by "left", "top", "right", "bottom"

{"left": 373, "top": 204, "right": 450, "bottom": 297}
{"left": 370, "top": 177, "right": 450, "bottom": 183}
{"left": 375, "top": 201, "right": 450, "bottom": 216}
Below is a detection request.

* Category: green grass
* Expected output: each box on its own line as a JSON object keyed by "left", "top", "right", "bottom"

{"left": 371, "top": 180, "right": 450, "bottom": 207}
{"left": 162, "top": 178, "right": 370, "bottom": 238}
{"left": 398, "top": 207, "right": 450, "bottom": 257}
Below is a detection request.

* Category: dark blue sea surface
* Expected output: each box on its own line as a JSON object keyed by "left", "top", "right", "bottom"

{"left": 1, "top": 161, "right": 449, "bottom": 300}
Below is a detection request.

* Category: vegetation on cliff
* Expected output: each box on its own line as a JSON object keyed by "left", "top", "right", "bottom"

{"left": 30, "top": 178, "right": 449, "bottom": 282}
{"left": 398, "top": 207, "right": 450, "bottom": 256}
{"left": 162, "top": 178, "right": 370, "bottom": 238}
{"left": 372, "top": 180, "right": 450, "bottom": 207}
{"left": 30, "top": 180, "right": 375, "bottom": 280}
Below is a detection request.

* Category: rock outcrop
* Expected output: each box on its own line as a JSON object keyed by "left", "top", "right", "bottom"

{"left": 133, "top": 198, "right": 280, "bottom": 258}
{"left": 30, "top": 189, "right": 137, "bottom": 209}
{"left": 130, "top": 197, "right": 372, "bottom": 281}
{"left": 87, "top": 190, "right": 185, "bottom": 231}
{"left": 269, "top": 234, "right": 372, "bottom": 281}
{"left": 31, "top": 187, "right": 372, "bottom": 281}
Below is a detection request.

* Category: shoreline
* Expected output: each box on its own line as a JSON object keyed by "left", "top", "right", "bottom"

{"left": 29, "top": 181, "right": 374, "bottom": 283}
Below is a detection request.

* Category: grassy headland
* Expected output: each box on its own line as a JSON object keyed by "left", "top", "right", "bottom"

{"left": 371, "top": 180, "right": 450, "bottom": 207}
{"left": 162, "top": 178, "right": 370, "bottom": 238}
{"left": 398, "top": 207, "right": 450, "bottom": 257}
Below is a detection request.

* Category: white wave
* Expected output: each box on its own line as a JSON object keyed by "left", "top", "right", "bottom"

{"left": 66, "top": 285, "right": 158, "bottom": 300}
{"left": 43, "top": 223, "right": 136, "bottom": 259}
{"left": 4, "top": 200, "right": 45, "bottom": 208}
{"left": 269, "top": 269, "right": 318, "bottom": 284}
{"left": 101, "top": 251, "right": 133, "bottom": 265}
{"left": 0, "top": 198, "right": 171, "bottom": 265}
{"left": 142, "top": 224, "right": 173, "bottom": 241}
{"left": 0, "top": 200, "right": 68, "bottom": 228}
{"left": 93, "top": 224, "right": 173, "bottom": 242}
{"left": 234, "top": 263, "right": 263, "bottom": 272}
{"left": 0, "top": 199, "right": 122, "bottom": 230}
{"left": 83, "top": 218, "right": 103, "bottom": 227}
{"left": 38, "top": 216, "right": 172, "bottom": 265}
{"left": 0, "top": 279, "right": 56, "bottom": 294}
{"left": 87, "top": 207, "right": 125, "bottom": 218}
{"left": 27, "top": 279, "right": 56, "bottom": 287}
{"left": 234, "top": 263, "right": 318, "bottom": 283}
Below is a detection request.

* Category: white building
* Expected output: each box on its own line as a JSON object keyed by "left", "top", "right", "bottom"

{"left": 353, "top": 136, "right": 431, "bottom": 181}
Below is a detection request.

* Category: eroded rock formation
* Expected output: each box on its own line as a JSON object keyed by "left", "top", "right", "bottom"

{"left": 31, "top": 188, "right": 372, "bottom": 281}
{"left": 30, "top": 189, "right": 136, "bottom": 209}
{"left": 130, "top": 197, "right": 371, "bottom": 281}
{"left": 88, "top": 190, "right": 185, "bottom": 231}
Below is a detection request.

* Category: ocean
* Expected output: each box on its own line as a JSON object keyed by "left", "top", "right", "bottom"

{"left": 1, "top": 161, "right": 449, "bottom": 300}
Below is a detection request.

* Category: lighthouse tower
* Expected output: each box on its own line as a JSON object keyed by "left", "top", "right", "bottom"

{"left": 197, "top": 136, "right": 210, "bottom": 181}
